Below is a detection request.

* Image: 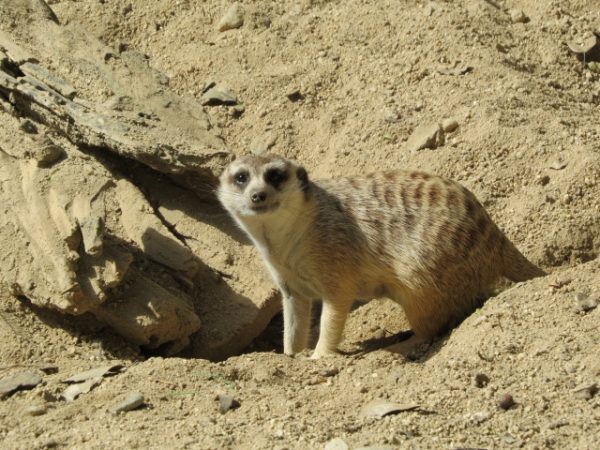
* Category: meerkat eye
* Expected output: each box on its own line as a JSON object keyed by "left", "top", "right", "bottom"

{"left": 234, "top": 171, "right": 249, "bottom": 185}
{"left": 264, "top": 168, "right": 287, "bottom": 188}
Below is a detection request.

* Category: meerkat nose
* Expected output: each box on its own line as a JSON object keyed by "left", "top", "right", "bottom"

{"left": 251, "top": 191, "right": 267, "bottom": 203}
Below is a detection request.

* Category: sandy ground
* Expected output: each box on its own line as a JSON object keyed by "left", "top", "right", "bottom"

{"left": 1, "top": 1, "right": 599, "bottom": 449}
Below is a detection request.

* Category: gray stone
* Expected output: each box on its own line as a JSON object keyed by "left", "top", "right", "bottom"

{"left": 217, "top": 3, "right": 244, "bottom": 32}
{"left": 0, "top": 372, "right": 42, "bottom": 399}
{"left": 574, "top": 292, "right": 598, "bottom": 313}
{"left": 405, "top": 123, "right": 445, "bottom": 152}
{"left": 200, "top": 87, "right": 238, "bottom": 106}
{"left": 61, "top": 377, "right": 103, "bottom": 402}
{"left": 63, "top": 364, "right": 123, "bottom": 383}
{"left": 112, "top": 392, "right": 145, "bottom": 413}
{"left": 359, "top": 399, "right": 419, "bottom": 418}
{"left": 218, "top": 394, "right": 240, "bottom": 414}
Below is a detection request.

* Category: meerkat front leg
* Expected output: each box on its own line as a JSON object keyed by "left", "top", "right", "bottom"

{"left": 282, "top": 294, "right": 312, "bottom": 355}
{"left": 312, "top": 298, "right": 353, "bottom": 359}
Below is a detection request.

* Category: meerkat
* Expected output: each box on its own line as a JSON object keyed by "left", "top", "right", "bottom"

{"left": 217, "top": 154, "right": 546, "bottom": 358}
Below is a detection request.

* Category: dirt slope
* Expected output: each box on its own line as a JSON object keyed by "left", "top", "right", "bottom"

{"left": 1, "top": 1, "right": 599, "bottom": 449}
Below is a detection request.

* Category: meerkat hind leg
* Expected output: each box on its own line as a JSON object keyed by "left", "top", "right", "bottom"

{"left": 283, "top": 295, "right": 312, "bottom": 355}
{"left": 311, "top": 298, "right": 353, "bottom": 359}
{"left": 384, "top": 287, "right": 449, "bottom": 358}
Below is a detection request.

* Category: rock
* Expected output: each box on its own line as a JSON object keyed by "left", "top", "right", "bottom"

{"left": 572, "top": 382, "right": 598, "bottom": 400}
{"left": 474, "top": 372, "right": 490, "bottom": 388}
{"left": 112, "top": 392, "right": 145, "bottom": 413}
{"left": 200, "top": 86, "right": 238, "bottom": 106}
{"left": 359, "top": 399, "right": 419, "bottom": 419}
{"left": 324, "top": 437, "right": 349, "bottom": 450}
{"left": 567, "top": 35, "right": 598, "bottom": 55}
{"left": 468, "top": 410, "right": 492, "bottom": 424}
{"left": 497, "top": 393, "right": 515, "bottom": 410}
{"left": 0, "top": 372, "right": 43, "bottom": 399}
{"left": 536, "top": 174, "right": 550, "bottom": 186}
{"left": 39, "top": 365, "right": 59, "bottom": 375}
{"left": 441, "top": 118, "right": 459, "bottom": 133}
{"left": 24, "top": 404, "right": 47, "bottom": 416}
{"left": 319, "top": 368, "right": 339, "bottom": 378}
{"left": 231, "top": 104, "right": 245, "bottom": 117}
{"left": 436, "top": 66, "right": 473, "bottom": 76}
{"left": 63, "top": 364, "right": 123, "bottom": 383}
{"left": 29, "top": 137, "right": 65, "bottom": 167}
{"left": 20, "top": 62, "right": 77, "bottom": 100}
{"left": 509, "top": 9, "right": 529, "bottom": 24}
{"left": 286, "top": 90, "right": 304, "bottom": 102}
{"left": 574, "top": 292, "right": 598, "bottom": 313}
{"left": 61, "top": 377, "right": 102, "bottom": 402}
{"left": 19, "top": 119, "right": 38, "bottom": 134}
{"left": 217, "top": 394, "right": 240, "bottom": 414}
{"left": 550, "top": 159, "right": 567, "bottom": 170}
{"left": 217, "top": 3, "right": 244, "bottom": 32}
{"left": 115, "top": 179, "right": 200, "bottom": 277}
{"left": 384, "top": 109, "right": 400, "bottom": 123}
{"left": 405, "top": 123, "right": 444, "bottom": 151}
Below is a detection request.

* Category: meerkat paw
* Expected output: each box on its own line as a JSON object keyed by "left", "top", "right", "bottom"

{"left": 310, "top": 348, "right": 338, "bottom": 359}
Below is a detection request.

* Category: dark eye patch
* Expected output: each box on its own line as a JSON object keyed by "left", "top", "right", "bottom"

{"left": 264, "top": 168, "right": 288, "bottom": 189}
{"left": 233, "top": 171, "right": 249, "bottom": 185}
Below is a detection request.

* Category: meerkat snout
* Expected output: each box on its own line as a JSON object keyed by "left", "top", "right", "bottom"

{"left": 250, "top": 190, "right": 267, "bottom": 204}
{"left": 218, "top": 154, "right": 309, "bottom": 217}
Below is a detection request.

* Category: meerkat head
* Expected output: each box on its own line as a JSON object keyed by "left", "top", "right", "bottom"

{"left": 217, "top": 154, "right": 310, "bottom": 218}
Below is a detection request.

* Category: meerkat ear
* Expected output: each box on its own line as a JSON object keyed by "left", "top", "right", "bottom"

{"left": 296, "top": 166, "right": 309, "bottom": 193}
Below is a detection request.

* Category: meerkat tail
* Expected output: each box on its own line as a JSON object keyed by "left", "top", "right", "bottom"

{"left": 501, "top": 238, "right": 546, "bottom": 282}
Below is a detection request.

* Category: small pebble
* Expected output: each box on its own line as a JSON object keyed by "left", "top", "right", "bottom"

{"left": 405, "top": 122, "right": 445, "bottom": 152}
{"left": 319, "top": 368, "right": 339, "bottom": 378}
{"left": 217, "top": 394, "right": 240, "bottom": 414}
{"left": 498, "top": 393, "right": 515, "bottom": 410}
{"left": 217, "top": 2, "right": 244, "bottom": 32}
{"left": 286, "top": 90, "right": 304, "bottom": 102}
{"left": 20, "top": 119, "right": 38, "bottom": 134}
{"left": 536, "top": 174, "right": 550, "bottom": 186}
{"left": 574, "top": 292, "right": 598, "bottom": 313}
{"left": 24, "top": 404, "right": 47, "bottom": 416}
{"left": 510, "top": 9, "right": 529, "bottom": 24}
{"left": 441, "top": 118, "right": 459, "bottom": 133}
{"left": 572, "top": 382, "right": 598, "bottom": 400}
{"left": 474, "top": 373, "right": 490, "bottom": 388}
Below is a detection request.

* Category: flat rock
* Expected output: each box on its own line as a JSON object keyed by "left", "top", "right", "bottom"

{"left": 63, "top": 364, "right": 123, "bottom": 383}
{"left": 217, "top": 3, "right": 244, "bottom": 32}
{"left": 405, "top": 122, "right": 445, "bottom": 151}
{"left": 200, "top": 86, "right": 238, "bottom": 106}
{"left": 24, "top": 404, "right": 47, "bottom": 416}
{"left": 359, "top": 399, "right": 420, "bottom": 419}
{"left": 112, "top": 392, "right": 145, "bottom": 414}
{"left": 61, "top": 377, "right": 102, "bottom": 402}
{"left": 0, "top": 371, "right": 42, "bottom": 399}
